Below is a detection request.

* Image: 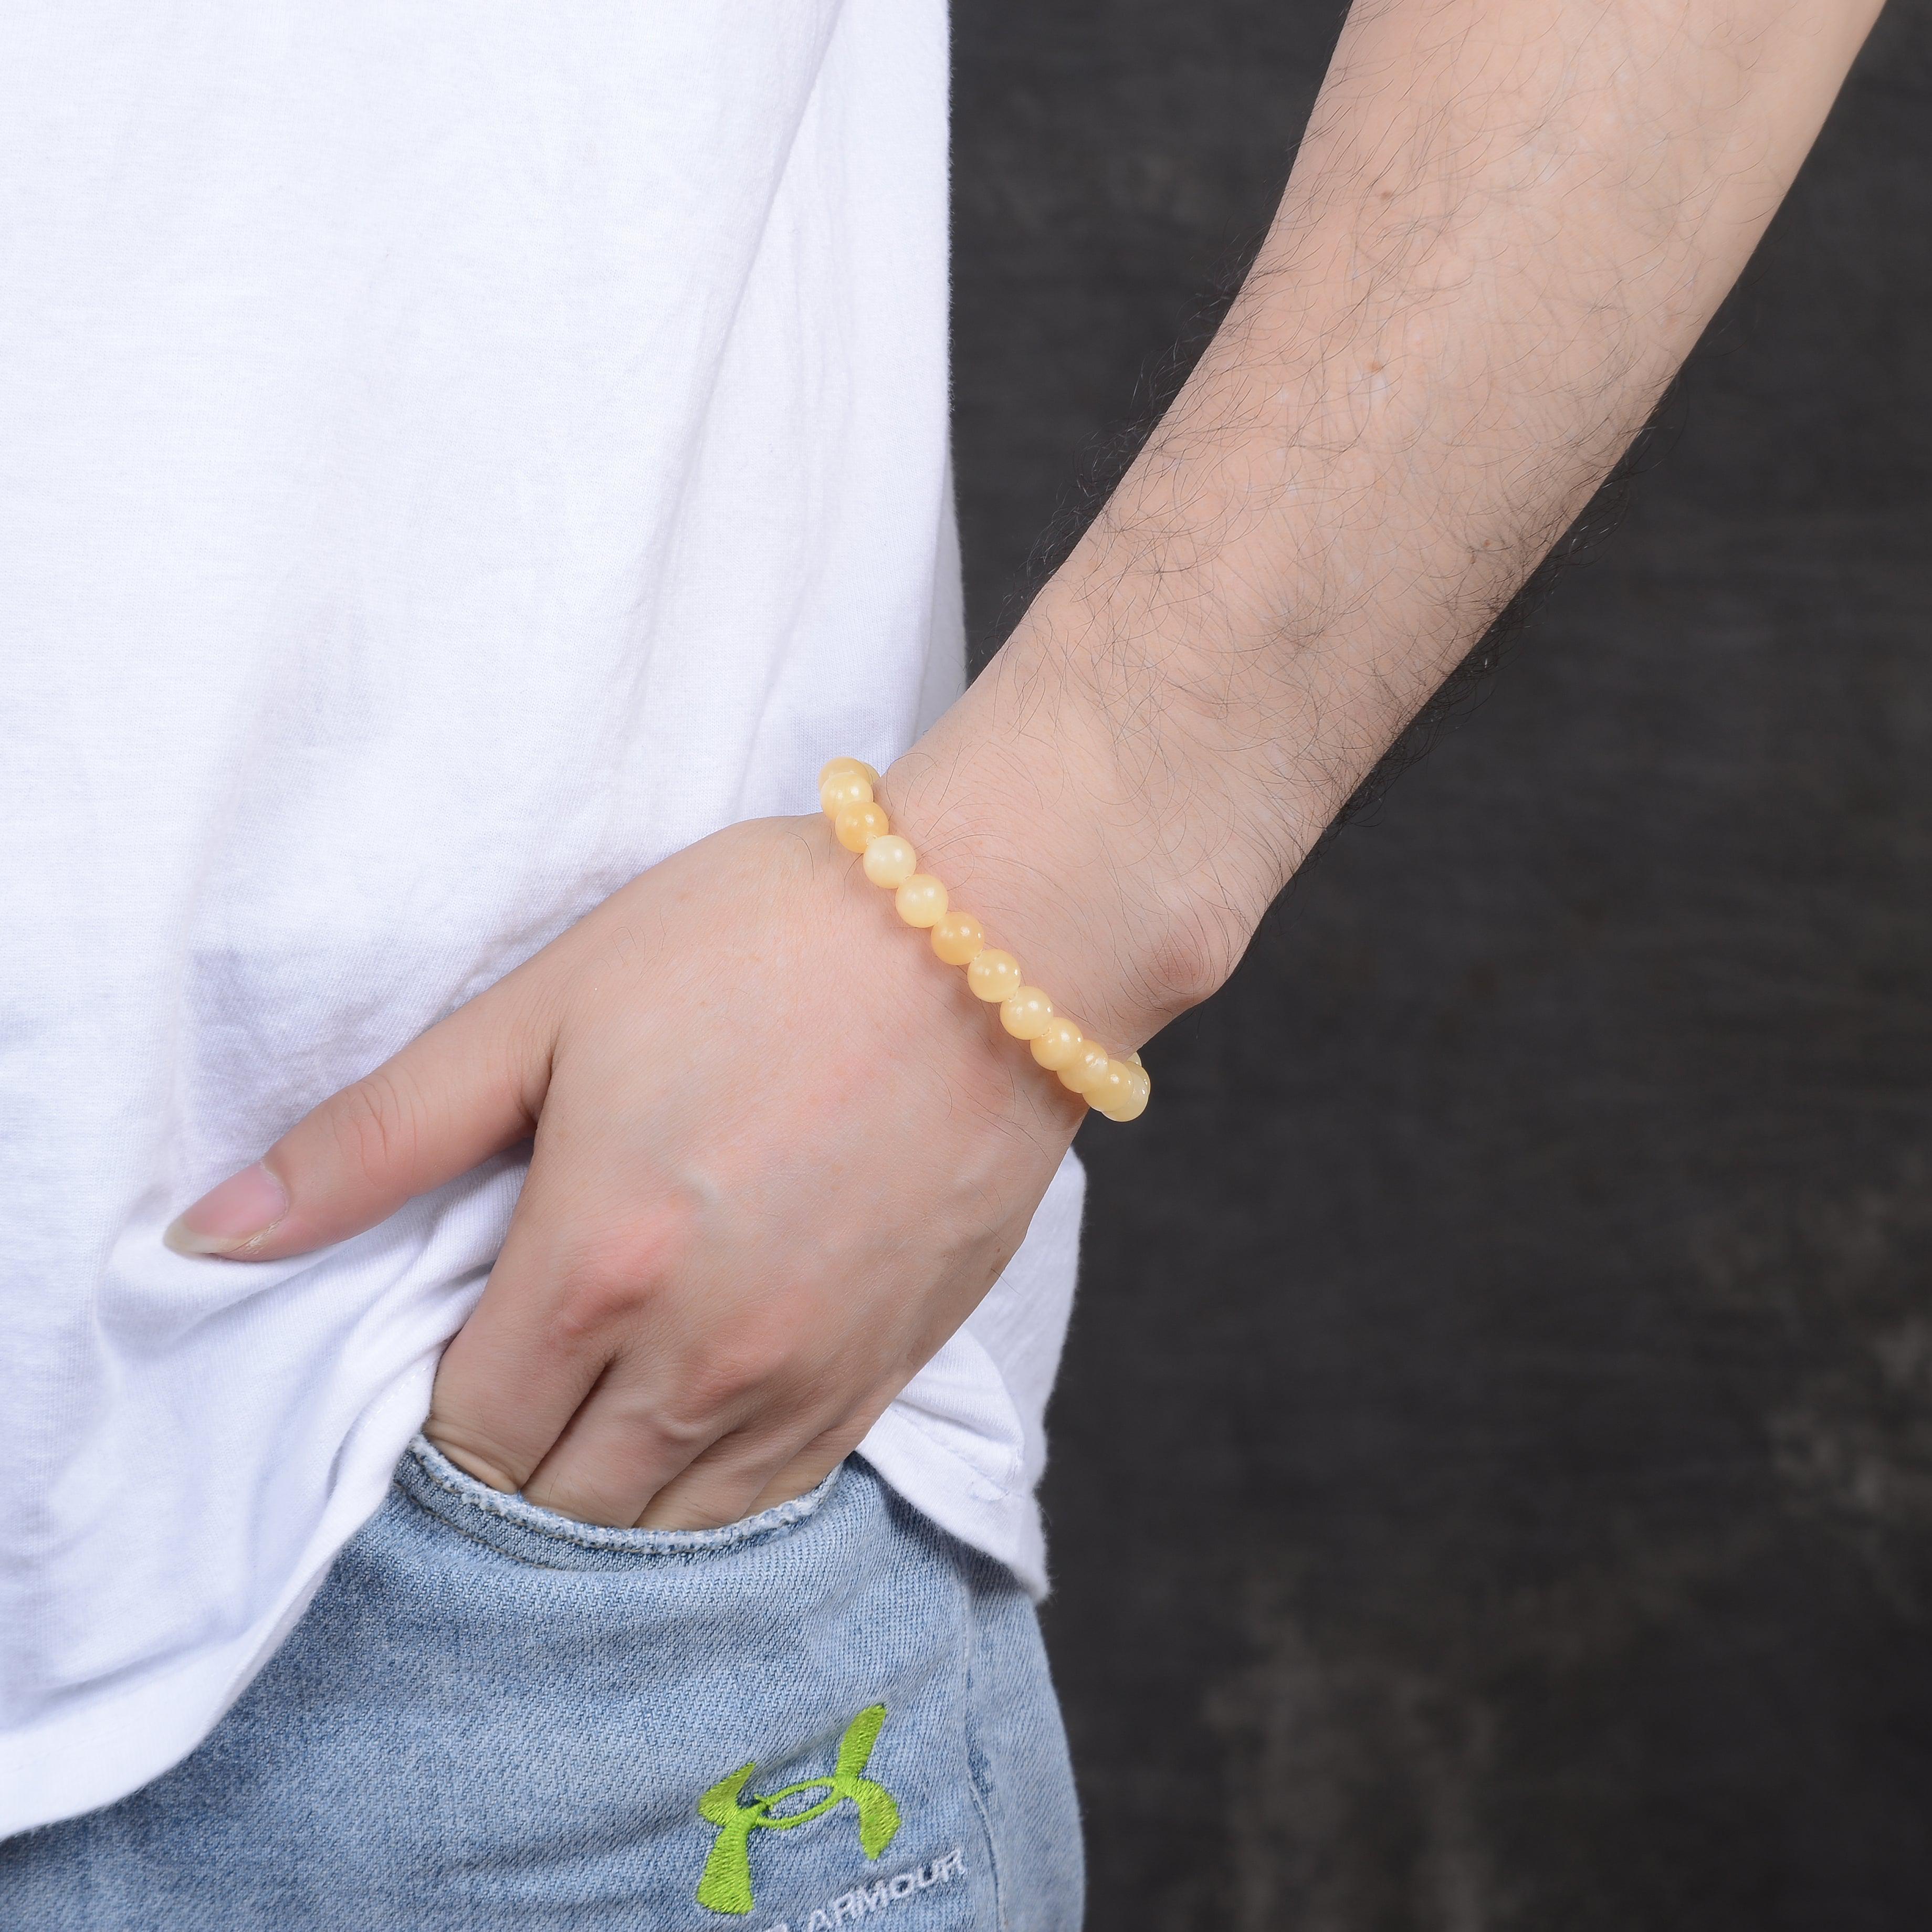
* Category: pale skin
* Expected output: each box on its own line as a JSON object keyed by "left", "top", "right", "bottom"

{"left": 167, "top": 0, "right": 1885, "bottom": 1528}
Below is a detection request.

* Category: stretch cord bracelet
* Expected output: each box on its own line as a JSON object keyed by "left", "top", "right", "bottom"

{"left": 818, "top": 758, "right": 1151, "bottom": 1124}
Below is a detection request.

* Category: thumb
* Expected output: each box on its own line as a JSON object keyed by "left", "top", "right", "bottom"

{"left": 164, "top": 970, "right": 557, "bottom": 1262}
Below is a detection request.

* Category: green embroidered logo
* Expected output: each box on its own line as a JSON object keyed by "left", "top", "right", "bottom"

{"left": 695, "top": 1705, "right": 902, "bottom": 1916}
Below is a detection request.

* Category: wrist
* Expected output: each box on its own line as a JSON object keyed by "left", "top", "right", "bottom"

{"left": 882, "top": 620, "right": 1283, "bottom": 1054}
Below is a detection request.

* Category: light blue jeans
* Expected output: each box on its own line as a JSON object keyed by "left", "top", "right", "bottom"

{"left": 2, "top": 1441, "right": 1083, "bottom": 1930}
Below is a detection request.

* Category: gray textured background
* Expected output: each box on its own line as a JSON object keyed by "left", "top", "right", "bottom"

{"left": 950, "top": 5, "right": 1932, "bottom": 1926}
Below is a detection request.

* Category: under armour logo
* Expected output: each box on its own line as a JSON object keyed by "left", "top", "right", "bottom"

{"left": 696, "top": 1705, "right": 903, "bottom": 1915}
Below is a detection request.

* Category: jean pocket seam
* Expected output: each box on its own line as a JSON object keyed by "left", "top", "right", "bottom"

{"left": 396, "top": 1436, "right": 843, "bottom": 1568}
{"left": 394, "top": 1477, "right": 595, "bottom": 1573}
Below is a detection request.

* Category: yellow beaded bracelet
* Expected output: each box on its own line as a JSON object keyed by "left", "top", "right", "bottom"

{"left": 818, "top": 757, "right": 1151, "bottom": 1123}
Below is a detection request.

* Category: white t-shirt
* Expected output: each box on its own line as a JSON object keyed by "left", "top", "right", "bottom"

{"left": 0, "top": 0, "right": 1083, "bottom": 1838}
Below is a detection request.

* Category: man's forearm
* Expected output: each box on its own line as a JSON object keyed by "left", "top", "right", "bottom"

{"left": 890, "top": 0, "right": 1881, "bottom": 1059}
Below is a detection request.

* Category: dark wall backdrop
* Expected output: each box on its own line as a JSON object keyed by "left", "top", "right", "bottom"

{"left": 950, "top": 6, "right": 1932, "bottom": 1927}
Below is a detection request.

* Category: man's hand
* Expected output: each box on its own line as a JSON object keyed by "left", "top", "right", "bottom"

{"left": 166, "top": 816, "right": 1082, "bottom": 1528}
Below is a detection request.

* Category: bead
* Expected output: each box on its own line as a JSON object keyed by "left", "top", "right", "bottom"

{"left": 930, "top": 912, "right": 985, "bottom": 966}
{"left": 835, "top": 801, "right": 889, "bottom": 853}
{"left": 1000, "top": 986, "right": 1055, "bottom": 1041}
{"left": 966, "top": 949, "right": 1022, "bottom": 1003}
{"left": 862, "top": 834, "right": 918, "bottom": 888}
{"left": 820, "top": 769, "right": 874, "bottom": 816}
{"left": 810, "top": 766, "right": 1152, "bottom": 1118}
{"left": 1058, "top": 1037, "right": 1112, "bottom": 1095}
{"left": 895, "top": 874, "right": 948, "bottom": 928}
{"left": 1091, "top": 1059, "right": 1150, "bottom": 1121}
{"left": 820, "top": 756, "right": 878, "bottom": 790}
{"left": 1030, "top": 1015, "right": 1085, "bottom": 1070}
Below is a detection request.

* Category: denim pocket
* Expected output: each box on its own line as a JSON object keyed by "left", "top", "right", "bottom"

{"left": 392, "top": 1433, "right": 844, "bottom": 1572}
{"left": 9, "top": 1443, "right": 1062, "bottom": 1929}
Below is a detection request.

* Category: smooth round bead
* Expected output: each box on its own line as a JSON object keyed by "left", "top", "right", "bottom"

{"left": 1030, "top": 1015, "right": 1085, "bottom": 1070}
{"left": 820, "top": 770, "right": 874, "bottom": 816}
{"left": 1091, "top": 1059, "right": 1150, "bottom": 1121}
{"left": 895, "top": 874, "right": 949, "bottom": 928}
{"left": 1000, "top": 986, "right": 1055, "bottom": 1041}
{"left": 862, "top": 834, "right": 918, "bottom": 889}
{"left": 835, "top": 801, "right": 889, "bottom": 853}
{"left": 1058, "top": 1037, "right": 1112, "bottom": 1095}
{"left": 930, "top": 912, "right": 985, "bottom": 967}
{"left": 966, "top": 949, "right": 1022, "bottom": 1003}
{"left": 820, "top": 756, "right": 878, "bottom": 790}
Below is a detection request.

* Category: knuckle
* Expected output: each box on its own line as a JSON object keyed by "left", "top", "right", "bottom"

{"left": 636, "top": 1404, "right": 716, "bottom": 1458}
{"left": 548, "top": 1261, "right": 650, "bottom": 1345}
{"left": 328, "top": 1066, "right": 425, "bottom": 1190}
{"left": 673, "top": 1349, "right": 771, "bottom": 1420}
{"left": 544, "top": 1212, "right": 694, "bottom": 1342}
